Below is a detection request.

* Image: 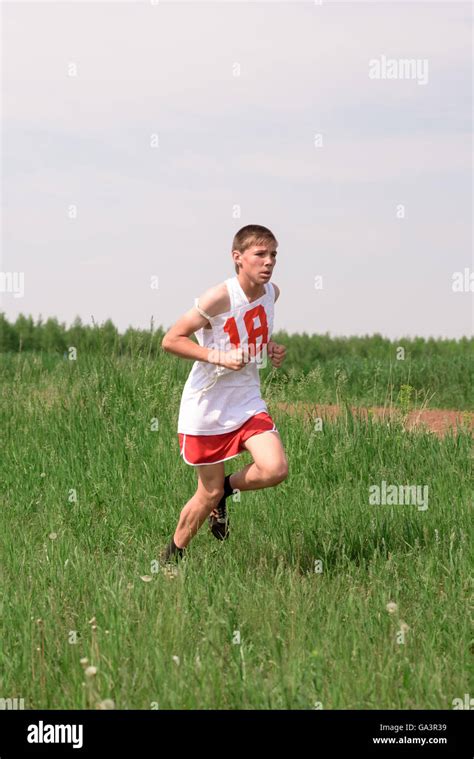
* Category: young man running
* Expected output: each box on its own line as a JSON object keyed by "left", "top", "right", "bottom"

{"left": 160, "top": 224, "right": 288, "bottom": 564}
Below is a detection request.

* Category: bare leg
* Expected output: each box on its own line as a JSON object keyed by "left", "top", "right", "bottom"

{"left": 174, "top": 461, "right": 225, "bottom": 548}
{"left": 228, "top": 431, "right": 288, "bottom": 492}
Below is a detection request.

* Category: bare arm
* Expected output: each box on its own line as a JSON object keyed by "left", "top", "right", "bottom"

{"left": 162, "top": 307, "right": 216, "bottom": 363}
{"left": 161, "top": 284, "right": 245, "bottom": 369}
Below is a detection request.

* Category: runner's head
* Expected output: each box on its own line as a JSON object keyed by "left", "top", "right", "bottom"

{"left": 231, "top": 225, "right": 278, "bottom": 279}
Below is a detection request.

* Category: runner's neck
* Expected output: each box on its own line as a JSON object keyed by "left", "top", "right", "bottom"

{"left": 235, "top": 275, "right": 265, "bottom": 304}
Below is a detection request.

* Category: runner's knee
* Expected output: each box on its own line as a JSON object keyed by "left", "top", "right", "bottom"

{"left": 259, "top": 460, "right": 288, "bottom": 485}
{"left": 274, "top": 460, "right": 289, "bottom": 483}
{"left": 198, "top": 484, "right": 224, "bottom": 505}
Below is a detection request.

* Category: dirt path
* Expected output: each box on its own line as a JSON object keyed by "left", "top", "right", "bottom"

{"left": 275, "top": 402, "right": 474, "bottom": 438}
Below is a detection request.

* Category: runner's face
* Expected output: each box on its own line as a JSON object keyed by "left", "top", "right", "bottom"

{"left": 237, "top": 243, "right": 277, "bottom": 282}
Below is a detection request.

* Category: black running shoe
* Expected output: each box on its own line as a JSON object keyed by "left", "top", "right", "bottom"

{"left": 159, "top": 538, "right": 185, "bottom": 566}
{"left": 208, "top": 497, "right": 230, "bottom": 541}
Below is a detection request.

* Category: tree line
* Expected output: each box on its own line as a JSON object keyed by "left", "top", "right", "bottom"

{"left": 0, "top": 312, "right": 471, "bottom": 360}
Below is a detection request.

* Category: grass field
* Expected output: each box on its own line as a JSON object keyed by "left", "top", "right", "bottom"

{"left": 1, "top": 351, "right": 472, "bottom": 709}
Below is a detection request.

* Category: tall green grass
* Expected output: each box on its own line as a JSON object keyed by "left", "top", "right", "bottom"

{"left": 1, "top": 313, "right": 472, "bottom": 409}
{"left": 1, "top": 352, "right": 471, "bottom": 709}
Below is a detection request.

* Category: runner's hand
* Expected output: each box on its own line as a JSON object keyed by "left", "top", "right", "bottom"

{"left": 268, "top": 341, "right": 286, "bottom": 368}
{"left": 208, "top": 347, "right": 249, "bottom": 371}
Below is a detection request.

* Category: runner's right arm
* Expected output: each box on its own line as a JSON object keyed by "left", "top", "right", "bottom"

{"left": 161, "top": 284, "right": 247, "bottom": 371}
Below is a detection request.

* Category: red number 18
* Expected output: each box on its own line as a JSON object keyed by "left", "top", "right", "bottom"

{"left": 223, "top": 305, "right": 269, "bottom": 357}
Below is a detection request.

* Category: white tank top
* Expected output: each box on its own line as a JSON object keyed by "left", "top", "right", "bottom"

{"left": 177, "top": 276, "right": 275, "bottom": 435}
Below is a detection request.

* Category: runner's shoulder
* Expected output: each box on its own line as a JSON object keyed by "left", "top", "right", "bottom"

{"left": 272, "top": 283, "right": 280, "bottom": 301}
{"left": 198, "top": 281, "right": 231, "bottom": 318}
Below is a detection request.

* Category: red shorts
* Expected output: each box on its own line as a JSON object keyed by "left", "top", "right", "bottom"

{"left": 178, "top": 411, "right": 278, "bottom": 466}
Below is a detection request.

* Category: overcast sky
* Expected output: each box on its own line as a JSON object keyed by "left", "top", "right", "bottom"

{"left": 1, "top": 1, "right": 472, "bottom": 339}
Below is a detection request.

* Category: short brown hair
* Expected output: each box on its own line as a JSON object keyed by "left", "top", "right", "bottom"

{"left": 231, "top": 224, "right": 278, "bottom": 275}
